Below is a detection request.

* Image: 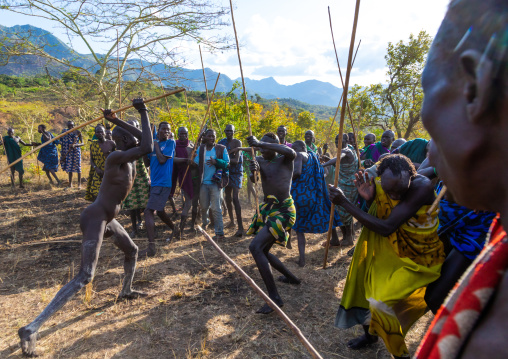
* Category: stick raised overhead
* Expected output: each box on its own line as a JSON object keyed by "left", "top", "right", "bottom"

{"left": 328, "top": 8, "right": 362, "bottom": 169}
{"left": 0, "top": 88, "right": 186, "bottom": 176}
{"left": 229, "top": 0, "right": 260, "bottom": 217}
{"left": 323, "top": 1, "right": 362, "bottom": 269}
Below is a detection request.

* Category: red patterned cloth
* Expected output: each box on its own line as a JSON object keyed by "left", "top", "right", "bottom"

{"left": 415, "top": 216, "right": 508, "bottom": 359}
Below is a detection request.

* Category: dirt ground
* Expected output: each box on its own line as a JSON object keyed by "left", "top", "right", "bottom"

{"left": 0, "top": 157, "right": 433, "bottom": 359}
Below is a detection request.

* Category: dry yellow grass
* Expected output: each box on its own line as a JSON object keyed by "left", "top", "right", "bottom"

{"left": 0, "top": 157, "right": 433, "bottom": 358}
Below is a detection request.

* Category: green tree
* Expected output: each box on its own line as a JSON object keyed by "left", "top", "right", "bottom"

{"left": 0, "top": 0, "right": 230, "bottom": 109}
{"left": 348, "top": 31, "right": 432, "bottom": 139}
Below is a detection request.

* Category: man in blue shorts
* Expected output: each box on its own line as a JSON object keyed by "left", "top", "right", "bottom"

{"left": 142, "top": 121, "right": 190, "bottom": 257}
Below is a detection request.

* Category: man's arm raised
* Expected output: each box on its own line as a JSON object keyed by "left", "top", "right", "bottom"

{"left": 247, "top": 136, "right": 296, "bottom": 161}
{"left": 101, "top": 107, "right": 143, "bottom": 141}
{"left": 103, "top": 99, "right": 153, "bottom": 164}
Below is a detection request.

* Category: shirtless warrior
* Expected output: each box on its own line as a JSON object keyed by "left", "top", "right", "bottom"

{"left": 246, "top": 133, "right": 301, "bottom": 314}
{"left": 18, "top": 99, "right": 152, "bottom": 357}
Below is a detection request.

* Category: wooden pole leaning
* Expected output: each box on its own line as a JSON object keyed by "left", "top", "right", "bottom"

{"left": 428, "top": 185, "right": 446, "bottom": 214}
{"left": 174, "top": 74, "right": 222, "bottom": 196}
{"left": 323, "top": 1, "right": 362, "bottom": 269}
{"left": 199, "top": 45, "right": 223, "bottom": 134}
{"left": 328, "top": 8, "right": 363, "bottom": 168}
{"left": 323, "top": 39, "right": 361, "bottom": 152}
{"left": 196, "top": 225, "right": 323, "bottom": 359}
{"left": 0, "top": 88, "right": 185, "bottom": 176}
{"left": 229, "top": 0, "right": 260, "bottom": 217}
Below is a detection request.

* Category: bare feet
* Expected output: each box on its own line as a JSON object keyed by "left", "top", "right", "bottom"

{"left": 347, "top": 246, "right": 356, "bottom": 257}
{"left": 278, "top": 275, "right": 301, "bottom": 285}
{"left": 347, "top": 333, "right": 378, "bottom": 349}
{"left": 234, "top": 229, "right": 244, "bottom": 237}
{"left": 321, "top": 241, "right": 340, "bottom": 248}
{"left": 256, "top": 296, "right": 283, "bottom": 314}
{"left": 225, "top": 221, "right": 235, "bottom": 229}
{"left": 118, "top": 290, "right": 148, "bottom": 300}
{"left": 296, "top": 258, "right": 306, "bottom": 268}
{"left": 18, "top": 326, "right": 38, "bottom": 357}
{"left": 138, "top": 244, "right": 156, "bottom": 258}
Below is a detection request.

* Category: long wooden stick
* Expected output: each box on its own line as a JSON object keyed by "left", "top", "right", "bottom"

{"left": 328, "top": 9, "right": 363, "bottom": 168}
{"left": 175, "top": 74, "right": 221, "bottom": 195}
{"left": 428, "top": 185, "right": 446, "bottom": 214}
{"left": 158, "top": 77, "right": 176, "bottom": 130}
{"left": 323, "top": 1, "right": 362, "bottom": 269}
{"left": 323, "top": 39, "right": 361, "bottom": 152}
{"left": 117, "top": 29, "right": 123, "bottom": 120}
{"left": 229, "top": 0, "right": 260, "bottom": 217}
{"left": 196, "top": 225, "right": 323, "bottom": 359}
{"left": 0, "top": 88, "right": 185, "bottom": 175}
{"left": 183, "top": 90, "right": 194, "bottom": 139}
{"left": 199, "top": 45, "right": 223, "bottom": 134}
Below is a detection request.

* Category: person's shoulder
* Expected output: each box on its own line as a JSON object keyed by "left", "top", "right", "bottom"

{"left": 232, "top": 138, "right": 242, "bottom": 146}
{"left": 411, "top": 174, "right": 434, "bottom": 193}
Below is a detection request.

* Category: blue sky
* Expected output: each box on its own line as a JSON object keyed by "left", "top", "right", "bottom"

{"left": 0, "top": 0, "right": 449, "bottom": 88}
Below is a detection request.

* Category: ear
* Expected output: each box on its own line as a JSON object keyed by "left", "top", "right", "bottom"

{"left": 460, "top": 49, "right": 496, "bottom": 123}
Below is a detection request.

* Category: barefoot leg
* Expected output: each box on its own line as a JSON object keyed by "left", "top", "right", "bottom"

{"left": 266, "top": 248, "right": 301, "bottom": 284}
{"left": 347, "top": 325, "right": 378, "bottom": 349}
{"left": 142, "top": 209, "right": 157, "bottom": 257}
{"left": 157, "top": 209, "right": 175, "bottom": 240}
{"left": 9, "top": 168, "right": 15, "bottom": 188}
{"left": 232, "top": 186, "right": 244, "bottom": 232}
{"left": 249, "top": 226, "right": 285, "bottom": 313}
{"left": 296, "top": 231, "right": 306, "bottom": 267}
{"left": 224, "top": 186, "right": 235, "bottom": 227}
{"left": 106, "top": 220, "right": 146, "bottom": 298}
{"left": 19, "top": 213, "right": 106, "bottom": 356}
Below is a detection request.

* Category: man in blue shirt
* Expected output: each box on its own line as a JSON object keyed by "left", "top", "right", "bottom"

{"left": 193, "top": 129, "right": 229, "bottom": 240}
{"left": 142, "top": 122, "right": 190, "bottom": 257}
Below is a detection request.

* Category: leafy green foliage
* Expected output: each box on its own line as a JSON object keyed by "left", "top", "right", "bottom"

{"left": 347, "top": 31, "right": 432, "bottom": 140}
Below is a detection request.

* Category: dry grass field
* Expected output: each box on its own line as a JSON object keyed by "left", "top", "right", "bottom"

{"left": 0, "top": 156, "right": 433, "bottom": 358}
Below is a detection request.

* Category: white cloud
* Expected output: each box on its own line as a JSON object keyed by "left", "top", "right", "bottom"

{"left": 1, "top": 0, "right": 449, "bottom": 88}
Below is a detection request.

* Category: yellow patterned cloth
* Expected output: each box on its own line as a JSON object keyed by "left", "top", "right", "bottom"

{"left": 335, "top": 177, "right": 445, "bottom": 357}
{"left": 85, "top": 141, "right": 107, "bottom": 201}
{"left": 123, "top": 159, "right": 150, "bottom": 210}
{"left": 247, "top": 195, "right": 296, "bottom": 247}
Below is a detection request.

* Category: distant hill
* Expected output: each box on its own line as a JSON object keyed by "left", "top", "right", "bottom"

{"left": 0, "top": 24, "right": 343, "bottom": 107}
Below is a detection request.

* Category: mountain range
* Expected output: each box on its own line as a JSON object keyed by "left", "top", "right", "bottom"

{"left": 0, "top": 24, "right": 342, "bottom": 107}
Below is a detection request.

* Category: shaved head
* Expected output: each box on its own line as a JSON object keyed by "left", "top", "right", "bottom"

{"left": 292, "top": 140, "right": 306, "bottom": 153}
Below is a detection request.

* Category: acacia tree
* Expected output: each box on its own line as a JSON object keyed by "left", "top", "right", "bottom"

{"left": 348, "top": 31, "right": 432, "bottom": 139}
{"left": 0, "top": 0, "right": 230, "bottom": 111}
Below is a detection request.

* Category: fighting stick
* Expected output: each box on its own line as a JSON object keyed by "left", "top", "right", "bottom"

{"left": 428, "top": 185, "right": 447, "bottom": 214}
{"left": 229, "top": 0, "right": 261, "bottom": 217}
{"left": 183, "top": 90, "right": 194, "bottom": 139}
{"left": 199, "top": 45, "right": 223, "bottom": 134}
{"left": 328, "top": 8, "right": 363, "bottom": 168}
{"left": 197, "top": 225, "right": 323, "bottom": 359}
{"left": 323, "top": 39, "right": 361, "bottom": 152}
{"left": 174, "top": 74, "right": 222, "bottom": 197}
{"left": 0, "top": 88, "right": 185, "bottom": 175}
{"left": 323, "top": 0, "right": 362, "bottom": 269}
